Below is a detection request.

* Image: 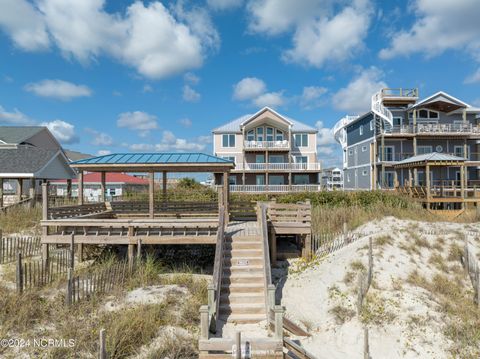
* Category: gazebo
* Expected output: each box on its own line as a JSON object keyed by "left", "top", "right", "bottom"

{"left": 40, "top": 152, "right": 234, "bottom": 261}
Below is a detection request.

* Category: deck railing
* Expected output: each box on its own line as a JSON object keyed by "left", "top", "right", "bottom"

{"left": 234, "top": 162, "right": 321, "bottom": 171}
{"left": 383, "top": 123, "right": 480, "bottom": 135}
{"left": 229, "top": 184, "right": 322, "bottom": 193}
{"left": 244, "top": 140, "right": 289, "bottom": 149}
{"left": 380, "top": 88, "right": 418, "bottom": 98}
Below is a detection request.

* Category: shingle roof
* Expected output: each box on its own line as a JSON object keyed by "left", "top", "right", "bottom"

{"left": 212, "top": 108, "right": 317, "bottom": 133}
{"left": 0, "top": 146, "right": 58, "bottom": 174}
{"left": 0, "top": 126, "right": 45, "bottom": 144}
{"left": 395, "top": 152, "right": 466, "bottom": 166}
{"left": 71, "top": 152, "right": 233, "bottom": 165}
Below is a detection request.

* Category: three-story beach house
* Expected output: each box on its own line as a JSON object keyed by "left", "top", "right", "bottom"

{"left": 213, "top": 107, "right": 322, "bottom": 192}
{"left": 333, "top": 88, "right": 480, "bottom": 191}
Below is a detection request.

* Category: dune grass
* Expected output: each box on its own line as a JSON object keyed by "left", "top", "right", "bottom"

{"left": 0, "top": 206, "right": 41, "bottom": 235}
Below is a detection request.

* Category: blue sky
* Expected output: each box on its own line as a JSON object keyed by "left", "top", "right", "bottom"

{"left": 0, "top": 0, "right": 480, "bottom": 167}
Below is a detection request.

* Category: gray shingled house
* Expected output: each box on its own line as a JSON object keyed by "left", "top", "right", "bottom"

{"left": 0, "top": 126, "right": 76, "bottom": 207}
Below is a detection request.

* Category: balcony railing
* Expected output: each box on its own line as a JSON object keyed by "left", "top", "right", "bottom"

{"left": 377, "top": 152, "right": 480, "bottom": 163}
{"left": 383, "top": 123, "right": 480, "bottom": 135}
{"left": 233, "top": 162, "right": 321, "bottom": 171}
{"left": 380, "top": 88, "right": 418, "bottom": 98}
{"left": 244, "top": 140, "right": 290, "bottom": 150}
{"left": 229, "top": 184, "right": 322, "bottom": 193}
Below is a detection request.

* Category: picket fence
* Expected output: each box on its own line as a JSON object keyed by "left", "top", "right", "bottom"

{"left": 0, "top": 235, "right": 41, "bottom": 264}
{"left": 463, "top": 238, "right": 480, "bottom": 306}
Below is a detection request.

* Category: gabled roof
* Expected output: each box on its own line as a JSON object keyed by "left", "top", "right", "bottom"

{"left": 212, "top": 107, "right": 317, "bottom": 133}
{"left": 71, "top": 152, "right": 233, "bottom": 165}
{"left": 0, "top": 146, "right": 67, "bottom": 176}
{"left": 411, "top": 91, "right": 471, "bottom": 112}
{"left": 64, "top": 149, "right": 93, "bottom": 162}
{"left": 0, "top": 126, "right": 45, "bottom": 144}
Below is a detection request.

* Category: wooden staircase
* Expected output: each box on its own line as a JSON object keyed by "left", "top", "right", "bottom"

{"left": 219, "top": 231, "right": 266, "bottom": 325}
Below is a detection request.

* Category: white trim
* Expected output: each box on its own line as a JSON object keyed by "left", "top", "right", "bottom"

{"left": 345, "top": 164, "right": 372, "bottom": 170}
{"left": 345, "top": 137, "right": 375, "bottom": 148}
{"left": 0, "top": 173, "right": 34, "bottom": 178}
{"left": 240, "top": 107, "right": 293, "bottom": 128}
{"left": 413, "top": 91, "right": 470, "bottom": 109}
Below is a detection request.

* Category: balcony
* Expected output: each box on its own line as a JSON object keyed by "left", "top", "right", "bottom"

{"left": 233, "top": 162, "right": 321, "bottom": 171}
{"left": 243, "top": 140, "right": 290, "bottom": 150}
{"left": 229, "top": 184, "right": 322, "bottom": 193}
{"left": 382, "top": 123, "right": 480, "bottom": 136}
{"left": 377, "top": 152, "right": 480, "bottom": 163}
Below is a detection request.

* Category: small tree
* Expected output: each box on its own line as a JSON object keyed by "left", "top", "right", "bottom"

{"left": 177, "top": 177, "right": 201, "bottom": 189}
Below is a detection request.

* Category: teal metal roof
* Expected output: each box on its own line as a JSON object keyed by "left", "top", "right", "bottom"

{"left": 395, "top": 152, "right": 466, "bottom": 166}
{"left": 71, "top": 152, "right": 233, "bottom": 165}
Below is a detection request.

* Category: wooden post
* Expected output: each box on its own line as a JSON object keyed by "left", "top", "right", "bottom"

{"left": 78, "top": 171, "right": 84, "bottom": 205}
{"left": 461, "top": 165, "right": 466, "bottom": 208}
{"left": 269, "top": 227, "right": 277, "bottom": 267}
{"left": 29, "top": 184, "right": 35, "bottom": 208}
{"left": 235, "top": 331, "right": 241, "bottom": 359}
{"left": 41, "top": 182, "right": 49, "bottom": 262}
{"left": 136, "top": 239, "right": 142, "bottom": 262}
{"left": 476, "top": 266, "right": 480, "bottom": 307}
{"left": 17, "top": 178, "right": 23, "bottom": 201}
{"left": 425, "top": 164, "right": 430, "bottom": 199}
{"left": 273, "top": 305, "right": 284, "bottom": 340}
{"left": 149, "top": 171, "right": 154, "bottom": 219}
{"left": 222, "top": 172, "right": 229, "bottom": 225}
{"left": 304, "top": 233, "right": 312, "bottom": 260}
{"left": 16, "top": 252, "right": 23, "bottom": 294}
{"left": 199, "top": 305, "right": 209, "bottom": 340}
{"left": 0, "top": 178, "right": 3, "bottom": 208}
{"left": 66, "top": 268, "right": 73, "bottom": 306}
{"left": 162, "top": 171, "right": 167, "bottom": 205}
{"left": 368, "top": 237, "right": 373, "bottom": 288}
{"left": 100, "top": 172, "right": 106, "bottom": 203}
{"left": 127, "top": 244, "right": 135, "bottom": 270}
{"left": 69, "top": 233, "right": 75, "bottom": 270}
{"left": 267, "top": 284, "right": 275, "bottom": 326}
{"left": 364, "top": 328, "right": 370, "bottom": 359}
{"left": 78, "top": 243, "right": 84, "bottom": 263}
{"left": 99, "top": 328, "right": 107, "bottom": 359}
{"left": 66, "top": 179, "right": 72, "bottom": 199}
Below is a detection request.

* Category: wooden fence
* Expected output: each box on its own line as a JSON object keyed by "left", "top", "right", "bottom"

{"left": 0, "top": 234, "right": 41, "bottom": 264}
{"left": 311, "top": 227, "right": 359, "bottom": 257}
{"left": 66, "top": 260, "right": 132, "bottom": 305}
{"left": 229, "top": 201, "right": 257, "bottom": 221}
{"left": 110, "top": 201, "right": 218, "bottom": 217}
{"left": 463, "top": 237, "right": 480, "bottom": 306}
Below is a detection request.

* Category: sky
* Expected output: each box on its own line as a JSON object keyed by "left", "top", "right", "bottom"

{"left": 0, "top": 0, "right": 480, "bottom": 168}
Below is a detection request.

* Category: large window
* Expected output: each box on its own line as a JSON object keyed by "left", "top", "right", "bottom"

{"left": 295, "top": 156, "right": 308, "bottom": 163}
{"left": 269, "top": 155, "right": 284, "bottom": 163}
{"left": 294, "top": 175, "right": 309, "bottom": 185}
{"left": 246, "top": 130, "right": 255, "bottom": 141}
{"left": 294, "top": 133, "right": 308, "bottom": 147}
{"left": 414, "top": 109, "right": 439, "bottom": 120}
{"left": 275, "top": 130, "right": 284, "bottom": 141}
{"left": 222, "top": 134, "right": 235, "bottom": 147}
{"left": 417, "top": 146, "right": 432, "bottom": 155}
{"left": 383, "top": 146, "right": 394, "bottom": 161}
{"left": 269, "top": 175, "right": 285, "bottom": 185}
{"left": 454, "top": 146, "right": 469, "bottom": 159}
{"left": 256, "top": 127, "right": 264, "bottom": 141}
{"left": 266, "top": 127, "right": 274, "bottom": 141}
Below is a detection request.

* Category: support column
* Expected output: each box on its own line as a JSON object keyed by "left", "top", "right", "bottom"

{"left": 413, "top": 109, "right": 418, "bottom": 185}
{"left": 41, "top": 182, "right": 49, "bottom": 262}
{"left": 77, "top": 243, "right": 84, "bottom": 262}
{"left": 380, "top": 132, "right": 385, "bottom": 188}
{"left": 29, "top": 178, "right": 35, "bottom": 208}
{"left": 77, "top": 171, "right": 84, "bottom": 205}
{"left": 425, "top": 164, "right": 430, "bottom": 200}
{"left": 269, "top": 227, "right": 277, "bottom": 267}
{"left": 17, "top": 178, "right": 23, "bottom": 201}
{"left": 0, "top": 178, "right": 3, "bottom": 208}
{"left": 162, "top": 171, "right": 167, "bottom": 205}
{"left": 66, "top": 179, "right": 72, "bottom": 199}
{"left": 461, "top": 165, "right": 466, "bottom": 209}
{"left": 149, "top": 171, "right": 155, "bottom": 219}
{"left": 222, "top": 172, "right": 229, "bottom": 224}
{"left": 100, "top": 171, "right": 106, "bottom": 203}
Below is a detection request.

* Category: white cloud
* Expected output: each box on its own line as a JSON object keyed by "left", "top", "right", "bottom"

{"left": 183, "top": 85, "right": 201, "bottom": 102}
{"left": 142, "top": 84, "right": 154, "bottom": 93}
{"left": 299, "top": 86, "right": 327, "bottom": 109}
{"left": 0, "top": 105, "right": 34, "bottom": 125}
{"left": 233, "top": 77, "right": 267, "bottom": 101}
{"left": 0, "top": 0, "right": 49, "bottom": 51}
{"left": 380, "top": 0, "right": 480, "bottom": 61}
{"left": 0, "top": 0, "right": 219, "bottom": 79}
{"left": 207, "top": 0, "right": 243, "bottom": 11}
{"left": 41, "top": 119, "right": 78, "bottom": 144}
{"left": 24, "top": 79, "right": 92, "bottom": 101}
{"left": 183, "top": 72, "right": 200, "bottom": 84}
{"left": 85, "top": 128, "right": 113, "bottom": 146}
{"left": 129, "top": 143, "right": 155, "bottom": 151}
{"left": 97, "top": 149, "right": 111, "bottom": 156}
{"left": 247, "top": 0, "right": 373, "bottom": 67}
{"left": 252, "top": 91, "right": 285, "bottom": 108}
{"left": 130, "top": 130, "right": 206, "bottom": 152}
{"left": 315, "top": 120, "right": 336, "bottom": 146}
{"left": 332, "top": 67, "right": 387, "bottom": 114}
{"left": 464, "top": 68, "right": 480, "bottom": 84}
{"left": 117, "top": 111, "right": 158, "bottom": 136}
{"left": 178, "top": 118, "right": 193, "bottom": 128}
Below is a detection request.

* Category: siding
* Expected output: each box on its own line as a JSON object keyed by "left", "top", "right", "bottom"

{"left": 346, "top": 113, "right": 374, "bottom": 146}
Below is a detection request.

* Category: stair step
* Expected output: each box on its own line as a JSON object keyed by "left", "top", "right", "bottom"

{"left": 221, "top": 283, "right": 264, "bottom": 293}
{"left": 220, "top": 313, "right": 267, "bottom": 324}
{"left": 223, "top": 257, "right": 264, "bottom": 265}
{"left": 219, "top": 303, "right": 266, "bottom": 315}
{"left": 226, "top": 235, "right": 262, "bottom": 242}
{"left": 220, "top": 293, "right": 264, "bottom": 304}
{"left": 222, "top": 275, "right": 264, "bottom": 284}
{"left": 223, "top": 265, "right": 264, "bottom": 275}
{"left": 224, "top": 242, "right": 262, "bottom": 250}
{"left": 226, "top": 249, "right": 263, "bottom": 257}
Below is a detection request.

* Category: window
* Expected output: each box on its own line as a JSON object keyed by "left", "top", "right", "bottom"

{"left": 347, "top": 173, "right": 351, "bottom": 182}
{"left": 370, "top": 120, "right": 374, "bottom": 131}
{"left": 393, "top": 117, "right": 402, "bottom": 126}
{"left": 256, "top": 127, "right": 264, "bottom": 141}
{"left": 294, "top": 133, "right": 308, "bottom": 147}
{"left": 222, "top": 134, "right": 235, "bottom": 147}
{"left": 266, "top": 127, "right": 274, "bottom": 141}
{"left": 256, "top": 175, "right": 265, "bottom": 185}
{"left": 417, "top": 109, "right": 439, "bottom": 120}
{"left": 269, "top": 175, "right": 284, "bottom": 185}
{"left": 383, "top": 146, "right": 394, "bottom": 161}
{"left": 295, "top": 156, "right": 308, "bottom": 163}
{"left": 348, "top": 149, "right": 353, "bottom": 155}
{"left": 362, "top": 170, "right": 368, "bottom": 176}
{"left": 294, "top": 175, "right": 309, "bottom": 185}
{"left": 228, "top": 176, "right": 237, "bottom": 185}
{"left": 246, "top": 130, "right": 255, "bottom": 141}
{"left": 275, "top": 130, "right": 284, "bottom": 141}
{"left": 359, "top": 125, "right": 364, "bottom": 135}
{"left": 362, "top": 146, "right": 367, "bottom": 152}
{"left": 255, "top": 154, "right": 265, "bottom": 163}
{"left": 454, "top": 146, "right": 469, "bottom": 159}
{"left": 417, "top": 146, "right": 432, "bottom": 155}
{"left": 269, "top": 155, "right": 284, "bottom": 163}
{"left": 222, "top": 156, "right": 235, "bottom": 163}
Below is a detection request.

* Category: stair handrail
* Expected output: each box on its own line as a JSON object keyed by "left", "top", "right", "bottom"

{"left": 371, "top": 90, "right": 393, "bottom": 127}
{"left": 260, "top": 202, "right": 276, "bottom": 330}
{"left": 208, "top": 205, "right": 225, "bottom": 333}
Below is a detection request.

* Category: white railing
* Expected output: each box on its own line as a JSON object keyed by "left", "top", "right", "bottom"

{"left": 333, "top": 115, "right": 359, "bottom": 147}
{"left": 382, "top": 123, "right": 480, "bottom": 135}
{"left": 244, "top": 140, "right": 289, "bottom": 149}
{"left": 372, "top": 90, "right": 393, "bottom": 127}
{"left": 380, "top": 88, "right": 418, "bottom": 98}
{"left": 234, "top": 162, "right": 321, "bottom": 171}
{"left": 229, "top": 184, "right": 322, "bottom": 193}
